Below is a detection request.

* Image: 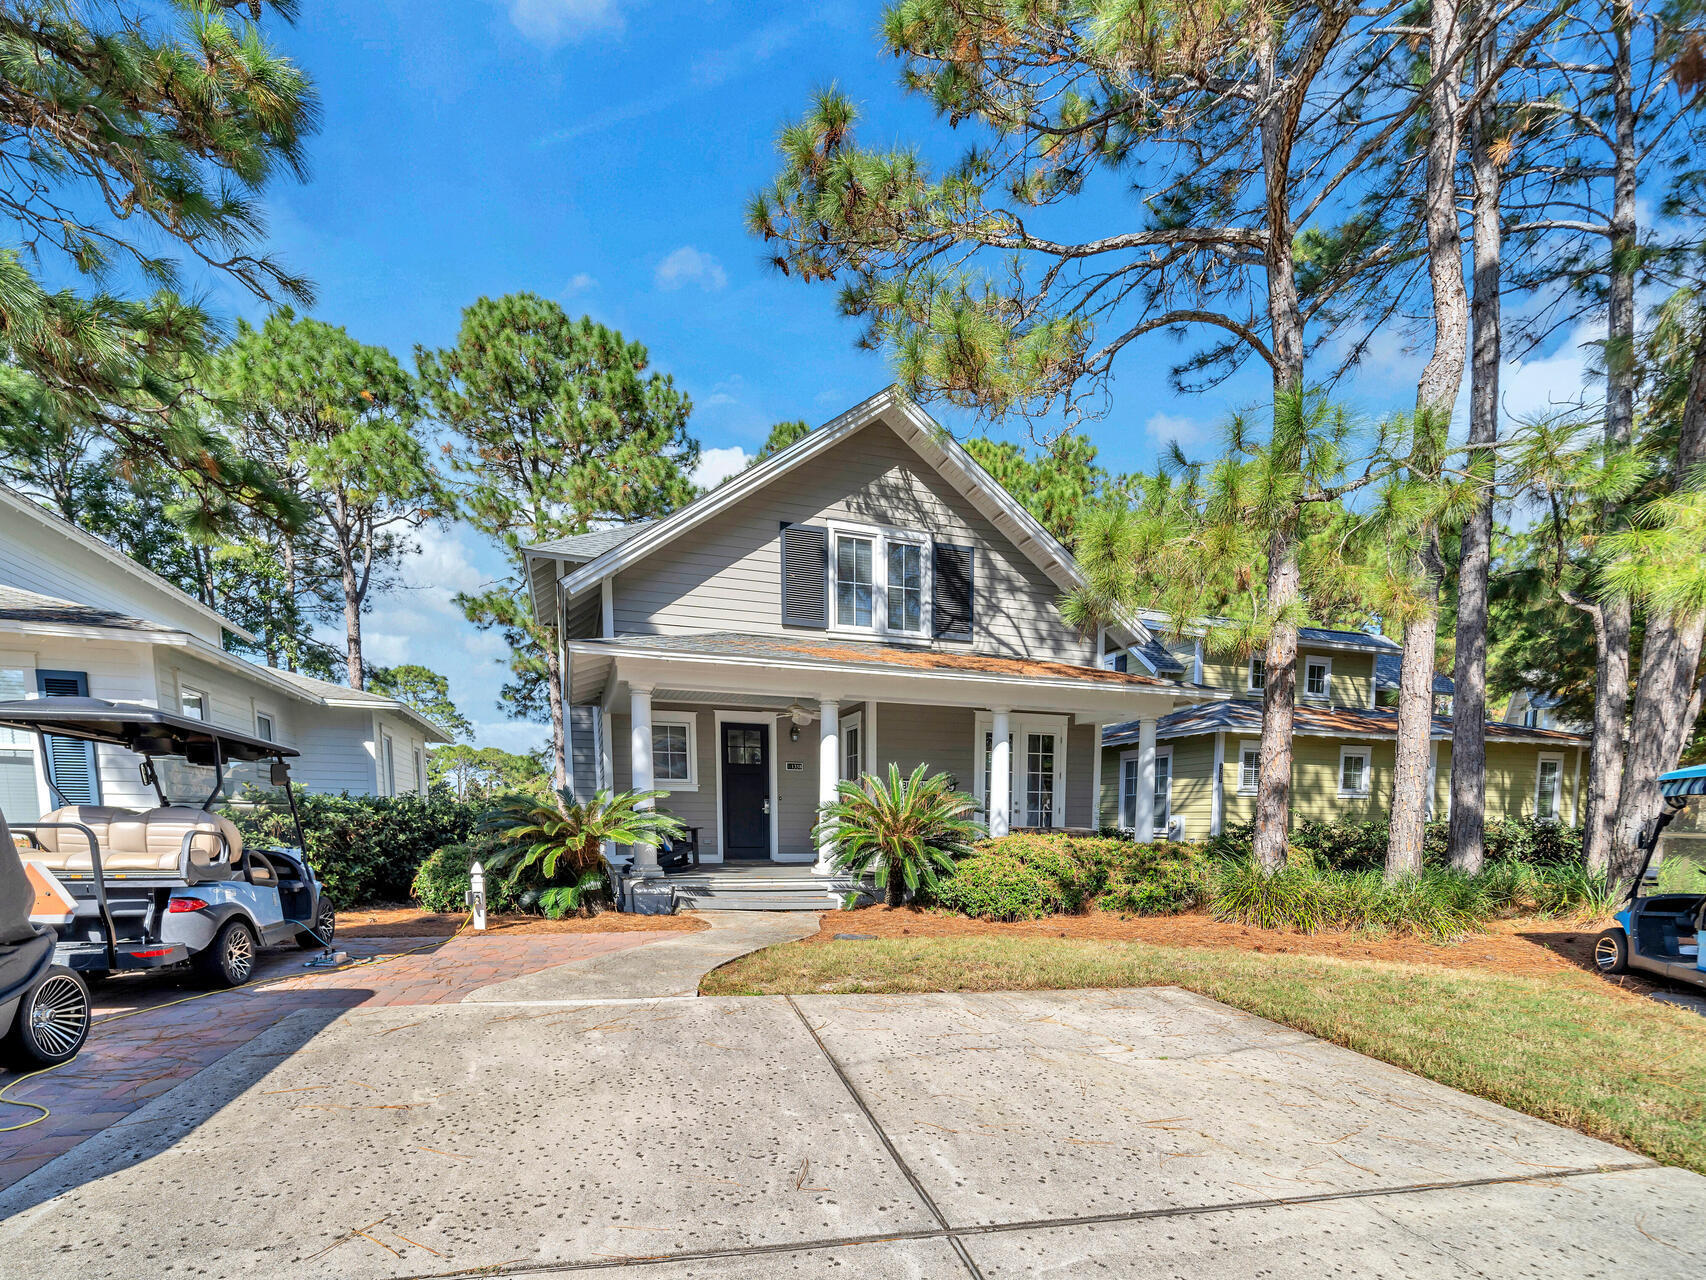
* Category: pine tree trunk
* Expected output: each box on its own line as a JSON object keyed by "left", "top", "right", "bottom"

{"left": 1250, "top": 33, "right": 1307, "bottom": 874}
{"left": 342, "top": 555, "right": 364, "bottom": 691}
{"left": 1586, "top": 0, "right": 1638, "bottom": 876}
{"left": 1609, "top": 322, "right": 1706, "bottom": 883}
{"left": 1389, "top": 610, "right": 1440, "bottom": 877}
{"left": 1449, "top": 24, "right": 1503, "bottom": 874}
{"left": 545, "top": 633, "right": 568, "bottom": 792}
{"left": 1390, "top": 0, "right": 1466, "bottom": 878}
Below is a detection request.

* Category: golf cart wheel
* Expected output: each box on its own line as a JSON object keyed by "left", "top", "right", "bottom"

{"left": 1593, "top": 929, "right": 1629, "bottom": 975}
{"left": 5, "top": 966, "right": 91, "bottom": 1069}
{"left": 296, "top": 897, "right": 337, "bottom": 949}
{"left": 195, "top": 919, "right": 257, "bottom": 989}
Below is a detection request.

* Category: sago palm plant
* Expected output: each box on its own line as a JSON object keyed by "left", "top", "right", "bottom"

{"left": 814, "top": 763, "right": 984, "bottom": 906}
{"left": 481, "top": 788, "right": 684, "bottom": 918}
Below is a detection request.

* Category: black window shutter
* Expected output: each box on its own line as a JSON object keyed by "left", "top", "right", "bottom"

{"left": 932, "top": 543, "right": 975, "bottom": 641}
{"left": 780, "top": 522, "right": 829, "bottom": 627}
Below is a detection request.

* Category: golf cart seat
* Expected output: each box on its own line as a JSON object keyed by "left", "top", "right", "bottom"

{"left": 28, "top": 805, "right": 243, "bottom": 879}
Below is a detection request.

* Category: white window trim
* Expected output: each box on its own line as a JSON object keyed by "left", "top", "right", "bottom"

{"left": 711, "top": 709, "right": 783, "bottom": 863}
{"left": 1303, "top": 655, "right": 1333, "bottom": 702}
{"left": 1247, "top": 656, "right": 1266, "bottom": 693}
{"left": 179, "top": 682, "right": 208, "bottom": 721}
{"left": 1152, "top": 744, "right": 1174, "bottom": 837}
{"left": 253, "top": 707, "right": 277, "bottom": 742}
{"left": 1237, "top": 740, "right": 1261, "bottom": 795}
{"left": 1338, "top": 745, "right": 1371, "bottom": 798}
{"left": 413, "top": 746, "right": 425, "bottom": 794}
{"left": 1119, "top": 749, "right": 1141, "bottom": 830}
{"left": 839, "top": 709, "right": 863, "bottom": 782}
{"left": 650, "top": 711, "right": 699, "bottom": 791}
{"left": 826, "top": 519, "right": 933, "bottom": 642}
{"left": 972, "top": 712, "right": 1068, "bottom": 830}
{"left": 381, "top": 731, "right": 396, "bottom": 797}
{"left": 1535, "top": 751, "right": 1564, "bottom": 822}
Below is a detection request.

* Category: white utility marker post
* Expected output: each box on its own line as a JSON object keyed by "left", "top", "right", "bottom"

{"left": 629, "top": 685, "right": 659, "bottom": 876}
{"left": 1133, "top": 718, "right": 1158, "bottom": 843}
{"left": 466, "top": 861, "right": 487, "bottom": 930}
{"left": 816, "top": 698, "right": 841, "bottom": 873}
{"left": 989, "top": 707, "right": 1011, "bottom": 838}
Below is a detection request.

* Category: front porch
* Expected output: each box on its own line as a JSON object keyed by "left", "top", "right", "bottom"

{"left": 565, "top": 633, "right": 1191, "bottom": 910}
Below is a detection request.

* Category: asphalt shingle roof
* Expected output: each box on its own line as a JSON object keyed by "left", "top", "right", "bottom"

{"left": 0, "top": 585, "right": 175, "bottom": 633}
{"left": 1374, "top": 651, "right": 1456, "bottom": 695}
{"left": 1103, "top": 699, "right": 1581, "bottom": 746}
{"left": 526, "top": 522, "right": 656, "bottom": 563}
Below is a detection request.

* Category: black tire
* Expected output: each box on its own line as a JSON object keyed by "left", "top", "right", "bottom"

{"left": 194, "top": 919, "right": 258, "bottom": 988}
{"left": 5, "top": 966, "right": 91, "bottom": 1069}
{"left": 296, "top": 896, "right": 336, "bottom": 949}
{"left": 1593, "top": 928, "right": 1629, "bottom": 975}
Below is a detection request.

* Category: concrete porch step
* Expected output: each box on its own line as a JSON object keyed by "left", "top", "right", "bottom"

{"left": 621, "top": 868, "right": 871, "bottom": 912}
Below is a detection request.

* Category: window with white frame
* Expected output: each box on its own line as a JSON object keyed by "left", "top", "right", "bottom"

{"left": 1247, "top": 657, "right": 1266, "bottom": 692}
{"left": 254, "top": 711, "right": 275, "bottom": 742}
{"left": 651, "top": 714, "right": 697, "bottom": 789}
{"left": 383, "top": 733, "right": 396, "bottom": 796}
{"left": 180, "top": 686, "right": 207, "bottom": 721}
{"left": 841, "top": 711, "right": 863, "bottom": 782}
{"left": 1119, "top": 754, "right": 1140, "bottom": 830}
{"left": 1153, "top": 748, "right": 1173, "bottom": 835}
{"left": 1535, "top": 753, "right": 1563, "bottom": 821}
{"left": 414, "top": 747, "right": 425, "bottom": 793}
{"left": 830, "top": 523, "right": 930, "bottom": 637}
{"left": 1239, "top": 743, "right": 1260, "bottom": 794}
{"left": 1339, "top": 746, "right": 1370, "bottom": 797}
{"left": 834, "top": 534, "right": 874, "bottom": 627}
{"left": 1304, "top": 657, "right": 1332, "bottom": 700}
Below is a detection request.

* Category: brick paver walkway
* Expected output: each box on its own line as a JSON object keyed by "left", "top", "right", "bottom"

{"left": 0, "top": 930, "right": 665, "bottom": 1189}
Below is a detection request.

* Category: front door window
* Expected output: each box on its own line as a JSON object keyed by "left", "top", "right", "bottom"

{"left": 721, "top": 723, "right": 770, "bottom": 859}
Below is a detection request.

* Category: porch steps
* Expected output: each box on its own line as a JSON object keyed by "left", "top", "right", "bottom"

{"left": 623, "top": 869, "right": 872, "bottom": 912}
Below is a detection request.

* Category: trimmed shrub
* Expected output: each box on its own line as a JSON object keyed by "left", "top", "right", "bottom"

{"left": 1209, "top": 816, "right": 1582, "bottom": 872}
{"left": 227, "top": 790, "right": 479, "bottom": 908}
{"left": 1096, "top": 841, "right": 1213, "bottom": 915}
{"left": 933, "top": 853, "right": 1064, "bottom": 921}
{"left": 409, "top": 831, "right": 538, "bottom": 914}
{"left": 931, "top": 834, "right": 1212, "bottom": 920}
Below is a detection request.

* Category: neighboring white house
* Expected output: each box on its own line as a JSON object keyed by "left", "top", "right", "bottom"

{"left": 0, "top": 484, "right": 450, "bottom": 820}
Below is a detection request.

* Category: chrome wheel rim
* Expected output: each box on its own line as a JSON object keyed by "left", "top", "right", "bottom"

{"left": 317, "top": 903, "right": 335, "bottom": 942}
{"left": 28, "top": 975, "right": 88, "bottom": 1057}
{"left": 226, "top": 927, "right": 254, "bottom": 981}
{"left": 1593, "top": 936, "right": 1621, "bottom": 971}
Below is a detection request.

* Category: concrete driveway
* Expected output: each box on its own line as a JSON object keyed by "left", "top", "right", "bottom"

{"left": 1, "top": 981, "right": 1701, "bottom": 1278}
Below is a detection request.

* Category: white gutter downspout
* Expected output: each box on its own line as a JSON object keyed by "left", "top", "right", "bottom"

{"left": 1210, "top": 730, "right": 1225, "bottom": 836}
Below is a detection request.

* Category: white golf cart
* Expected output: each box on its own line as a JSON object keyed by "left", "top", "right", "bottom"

{"left": 0, "top": 697, "right": 335, "bottom": 990}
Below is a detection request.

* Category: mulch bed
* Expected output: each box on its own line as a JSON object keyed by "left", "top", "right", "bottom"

{"left": 802, "top": 905, "right": 1654, "bottom": 988}
{"left": 336, "top": 907, "right": 709, "bottom": 938}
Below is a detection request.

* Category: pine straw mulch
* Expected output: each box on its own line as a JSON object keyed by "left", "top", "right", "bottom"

{"left": 336, "top": 907, "right": 709, "bottom": 938}
{"left": 800, "top": 905, "right": 1651, "bottom": 988}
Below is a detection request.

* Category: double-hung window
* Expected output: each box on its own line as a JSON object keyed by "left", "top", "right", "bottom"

{"left": 1535, "top": 754, "right": 1563, "bottom": 822}
{"left": 1238, "top": 743, "right": 1260, "bottom": 794}
{"left": 1247, "top": 658, "right": 1266, "bottom": 692}
{"left": 181, "top": 686, "right": 207, "bottom": 721}
{"left": 1304, "top": 657, "right": 1331, "bottom": 701}
{"left": 1339, "top": 747, "right": 1370, "bottom": 797}
{"left": 835, "top": 535, "right": 874, "bottom": 627}
{"left": 830, "top": 524, "right": 930, "bottom": 638}
{"left": 651, "top": 714, "right": 697, "bottom": 790}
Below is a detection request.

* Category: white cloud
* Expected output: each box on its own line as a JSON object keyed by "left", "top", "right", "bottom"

{"left": 564, "top": 272, "right": 597, "bottom": 294}
{"left": 504, "top": 0, "right": 623, "bottom": 45}
{"left": 654, "top": 245, "right": 727, "bottom": 292}
{"left": 692, "top": 445, "right": 753, "bottom": 489}
{"left": 1144, "top": 411, "right": 1217, "bottom": 458}
{"left": 469, "top": 719, "right": 551, "bottom": 756}
{"left": 1498, "top": 326, "right": 1600, "bottom": 427}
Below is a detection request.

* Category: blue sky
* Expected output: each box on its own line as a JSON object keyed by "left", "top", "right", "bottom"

{"left": 221, "top": 1, "right": 1601, "bottom": 754}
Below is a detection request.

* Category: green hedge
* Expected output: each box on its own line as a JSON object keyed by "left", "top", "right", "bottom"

{"left": 227, "top": 790, "right": 479, "bottom": 908}
{"left": 1208, "top": 816, "right": 1583, "bottom": 872}
{"left": 410, "top": 831, "right": 543, "bottom": 914}
{"left": 933, "top": 834, "right": 1211, "bottom": 921}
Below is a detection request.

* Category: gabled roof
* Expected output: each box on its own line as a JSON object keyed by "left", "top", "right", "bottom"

{"left": 1103, "top": 699, "right": 1583, "bottom": 747}
{"left": 528, "top": 521, "right": 656, "bottom": 564}
{"left": 0, "top": 484, "right": 255, "bottom": 643}
{"left": 521, "top": 387, "right": 1168, "bottom": 660}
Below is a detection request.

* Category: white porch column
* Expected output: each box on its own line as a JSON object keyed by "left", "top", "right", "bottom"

{"left": 989, "top": 707, "right": 1011, "bottom": 838}
{"left": 816, "top": 698, "right": 841, "bottom": 873}
{"left": 1132, "top": 718, "right": 1158, "bottom": 843}
{"left": 629, "top": 685, "right": 658, "bottom": 876}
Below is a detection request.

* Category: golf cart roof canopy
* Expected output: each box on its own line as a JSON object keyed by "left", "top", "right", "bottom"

{"left": 1660, "top": 764, "right": 1706, "bottom": 798}
{"left": 0, "top": 697, "right": 298, "bottom": 763}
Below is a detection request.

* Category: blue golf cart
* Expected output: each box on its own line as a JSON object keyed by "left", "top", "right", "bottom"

{"left": 1595, "top": 764, "right": 1706, "bottom": 988}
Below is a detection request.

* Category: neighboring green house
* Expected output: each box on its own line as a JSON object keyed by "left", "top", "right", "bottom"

{"left": 1098, "top": 625, "right": 1586, "bottom": 840}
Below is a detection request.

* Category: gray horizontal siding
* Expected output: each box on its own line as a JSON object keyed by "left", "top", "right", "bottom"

{"left": 612, "top": 421, "right": 1093, "bottom": 664}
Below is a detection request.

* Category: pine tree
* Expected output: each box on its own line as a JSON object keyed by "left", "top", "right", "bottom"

{"left": 416, "top": 294, "right": 698, "bottom": 787}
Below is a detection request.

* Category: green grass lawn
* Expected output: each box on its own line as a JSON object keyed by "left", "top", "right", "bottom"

{"left": 704, "top": 935, "right": 1706, "bottom": 1175}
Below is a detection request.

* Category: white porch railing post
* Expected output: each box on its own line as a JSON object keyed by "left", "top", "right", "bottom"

{"left": 629, "top": 685, "right": 659, "bottom": 876}
{"left": 1133, "top": 718, "right": 1158, "bottom": 843}
{"left": 989, "top": 707, "right": 1011, "bottom": 838}
{"left": 815, "top": 697, "right": 841, "bottom": 874}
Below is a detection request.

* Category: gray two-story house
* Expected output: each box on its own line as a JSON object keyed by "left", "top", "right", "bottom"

{"left": 523, "top": 389, "right": 1198, "bottom": 908}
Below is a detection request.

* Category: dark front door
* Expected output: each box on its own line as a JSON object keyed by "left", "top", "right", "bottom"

{"left": 721, "top": 722, "right": 770, "bottom": 860}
